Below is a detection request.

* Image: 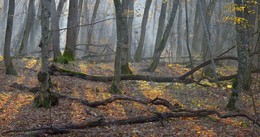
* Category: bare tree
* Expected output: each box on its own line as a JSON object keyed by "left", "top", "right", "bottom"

{"left": 50, "top": 0, "right": 65, "bottom": 63}
{"left": 34, "top": 0, "right": 58, "bottom": 108}
{"left": 19, "top": 0, "right": 35, "bottom": 55}
{"left": 153, "top": 0, "right": 168, "bottom": 55}
{"left": 87, "top": 0, "right": 100, "bottom": 49}
{"left": 63, "top": 0, "right": 79, "bottom": 61}
{"left": 148, "top": 0, "right": 180, "bottom": 72}
{"left": 110, "top": 0, "right": 129, "bottom": 93}
{"left": 3, "top": 0, "right": 18, "bottom": 76}
{"left": 134, "top": 0, "right": 152, "bottom": 62}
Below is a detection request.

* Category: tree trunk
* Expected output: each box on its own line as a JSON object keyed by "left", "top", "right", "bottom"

{"left": 126, "top": 0, "right": 134, "bottom": 59}
{"left": 134, "top": 0, "right": 152, "bottom": 62}
{"left": 200, "top": 0, "right": 217, "bottom": 76}
{"left": 148, "top": 0, "right": 180, "bottom": 72}
{"left": 50, "top": 0, "right": 64, "bottom": 63}
{"left": 110, "top": 0, "right": 126, "bottom": 93}
{"left": 4, "top": 0, "right": 18, "bottom": 76}
{"left": 153, "top": 1, "right": 168, "bottom": 55}
{"left": 63, "top": 0, "right": 78, "bottom": 61}
{"left": 226, "top": 0, "right": 253, "bottom": 110}
{"left": 176, "top": 2, "right": 182, "bottom": 62}
{"left": 87, "top": 0, "right": 100, "bottom": 49}
{"left": 120, "top": 0, "right": 132, "bottom": 74}
{"left": 184, "top": 0, "right": 193, "bottom": 69}
{"left": 18, "top": 0, "right": 35, "bottom": 55}
{"left": 34, "top": 0, "right": 58, "bottom": 108}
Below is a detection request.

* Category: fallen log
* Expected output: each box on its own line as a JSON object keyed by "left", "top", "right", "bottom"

{"left": 48, "top": 59, "right": 260, "bottom": 83}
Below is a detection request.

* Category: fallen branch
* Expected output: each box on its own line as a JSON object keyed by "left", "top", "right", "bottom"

{"left": 3, "top": 109, "right": 259, "bottom": 135}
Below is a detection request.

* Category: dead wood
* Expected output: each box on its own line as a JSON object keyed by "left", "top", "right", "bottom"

{"left": 3, "top": 108, "right": 259, "bottom": 135}
{"left": 48, "top": 56, "right": 259, "bottom": 83}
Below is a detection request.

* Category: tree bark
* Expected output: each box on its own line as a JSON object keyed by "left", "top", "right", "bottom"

{"left": 4, "top": 0, "right": 18, "bottom": 76}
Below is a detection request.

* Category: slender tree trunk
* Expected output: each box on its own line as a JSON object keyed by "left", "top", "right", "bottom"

{"left": 110, "top": 0, "right": 129, "bottom": 93}
{"left": 19, "top": 0, "right": 35, "bottom": 55}
{"left": 198, "top": 0, "right": 220, "bottom": 85}
{"left": 191, "top": 0, "right": 201, "bottom": 54}
{"left": 57, "top": 0, "right": 66, "bottom": 18}
{"left": 34, "top": 0, "right": 58, "bottom": 108}
{"left": 134, "top": 0, "right": 152, "bottom": 62}
{"left": 127, "top": 0, "right": 134, "bottom": 59}
{"left": 201, "top": 0, "right": 217, "bottom": 76}
{"left": 87, "top": 0, "right": 100, "bottom": 48}
{"left": 4, "top": 0, "right": 18, "bottom": 76}
{"left": 50, "top": 0, "right": 64, "bottom": 63}
{"left": 185, "top": 0, "right": 193, "bottom": 69}
{"left": 153, "top": 1, "right": 168, "bottom": 55}
{"left": 148, "top": 0, "right": 180, "bottom": 72}
{"left": 63, "top": 0, "right": 78, "bottom": 61}
{"left": 176, "top": 1, "right": 182, "bottom": 62}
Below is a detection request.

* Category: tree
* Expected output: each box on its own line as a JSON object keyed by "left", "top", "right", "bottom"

{"left": 198, "top": 0, "right": 219, "bottom": 85}
{"left": 34, "top": 0, "right": 58, "bottom": 108}
{"left": 63, "top": 0, "right": 78, "bottom": 61}
{"left": 226, "top": 0, "right": 254, "bottom": 110}
{"left": 147, "top": 0, "right": 180, "bottom": 72}
{"left": 110, "top": 0, "right": 130, "bottom": 93}
{"left": 50, "top": 0, "right": 66, "bottom": 63}
{"left": 87, "top": 0, "right": 100, "bottom": 49}
{"left": 134, "top": 0, "right": 152, "bottom": 62}
{"left": 120, "top": 0, "right": 132, "bottom": 74}
{"left": 153, "top": 0, "right": 168, "bottom": 56}
{"left": 18, "top": 0, "right": 35, "bottom": 55}
{"left": 3, "top": 0, "right": 18, "bottom": 76}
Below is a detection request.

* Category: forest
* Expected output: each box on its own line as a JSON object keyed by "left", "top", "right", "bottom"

{"left": 0, "top": 0, "right": 260, "bottom": 136}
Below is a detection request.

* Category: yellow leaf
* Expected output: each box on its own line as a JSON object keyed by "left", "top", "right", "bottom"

{"left": 227, "top": 85, "right": 232, "bottom": 89}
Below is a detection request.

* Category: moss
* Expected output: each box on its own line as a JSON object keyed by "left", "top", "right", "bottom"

{"left": 33, "top": 91, "right": 59, "bottom": 108}
{"left": 232, "top": 78, "right": 238, "bottom": 89}
{"left": 121, "top": 64, "right": 133, "bottom": 74}
{"left": 63, "top": 51, "right": 74, "bottom": 61}
{"left": 59, "top": 67, "right": 86, "bottom": 76}
{"left": 109, "top": 82, "right": 121, "bottom": 94}
{"left": 226, "top": 91, "right": 239, "bottom": 111}
{"left": 5, "top": 66, "right": 18, "bottom": 76}
{"left": 53, "top": 56, "right": 68, "bottom": 64}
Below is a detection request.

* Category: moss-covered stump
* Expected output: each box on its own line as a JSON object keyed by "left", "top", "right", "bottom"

{"left": 109, "top": 82, "right": 121, "bottom": 94}
{"left": 121, "top": 64, "right": 133, "bottom": 74}
{"left": 34, "top": 90, "right": 59, "bottom": 108}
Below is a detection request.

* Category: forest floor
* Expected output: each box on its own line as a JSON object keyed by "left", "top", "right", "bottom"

{"left": 0, "top": 58, "right": 259, "bottom": 137}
